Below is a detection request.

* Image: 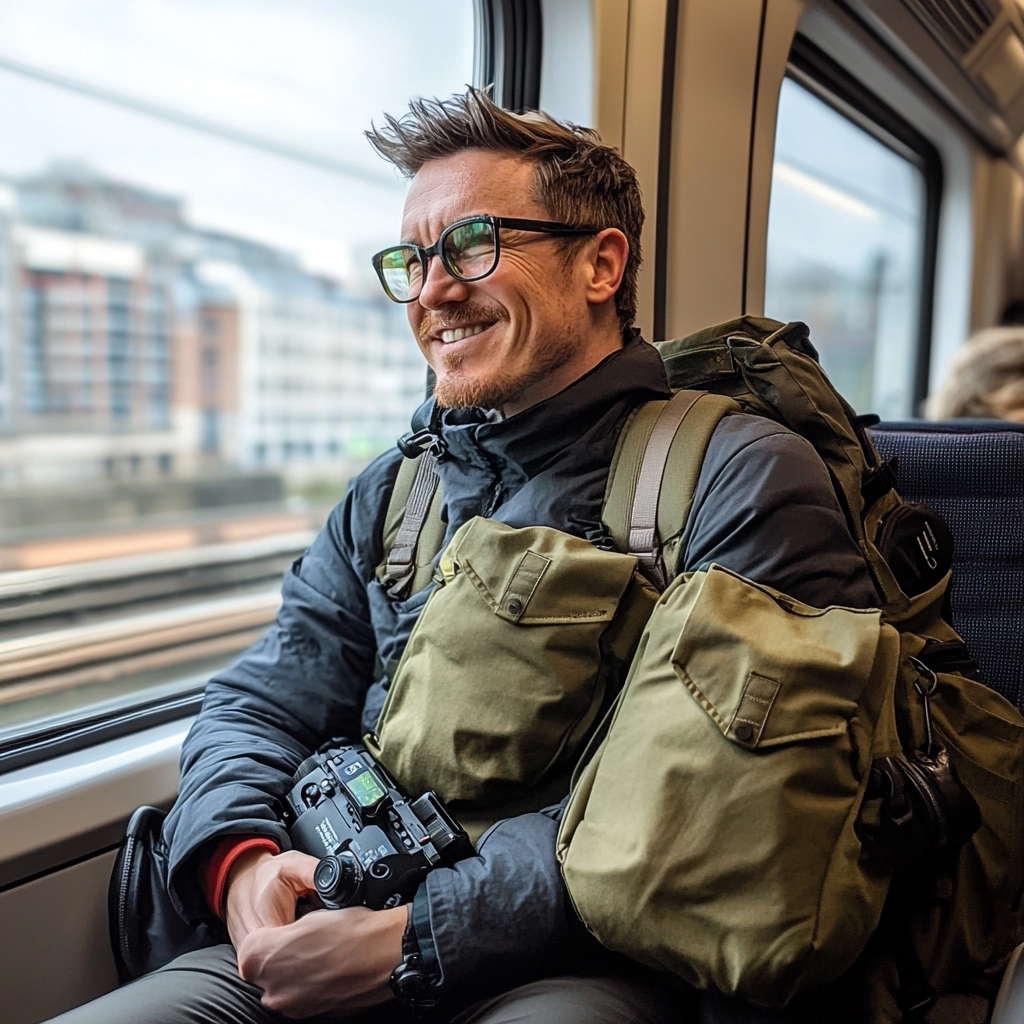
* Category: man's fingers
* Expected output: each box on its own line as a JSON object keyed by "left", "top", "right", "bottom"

{"left": 274, "top": 850, "right": 320, "bottom": 894}
{"left": 236, "top": 926, "right": 272, "bottom": 984}
{"left": 233, "top": 906, "right": 404, "bottom": 1019}
{"left": 227, "top": 849, "right": 323, "bottom": 952}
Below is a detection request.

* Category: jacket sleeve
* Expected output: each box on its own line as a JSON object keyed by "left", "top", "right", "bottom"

{"left": 413, "top": 808, "right": 603, "bottom": 996}
{"left": 409, "top": 416, "right": 879, "bottom": 997}
{"left": 679, "top": 414, "right": 879, "bottom": 608}
{"left": 163, "top": 452, "right": 400, "bottom": 919}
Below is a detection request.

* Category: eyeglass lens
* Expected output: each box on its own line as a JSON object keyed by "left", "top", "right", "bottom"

{"left": 442, "top": 219, "right": 497, "bottom": 280}
{"left": 379, "top": 219, "right": 498, "bottom": 302}
{"left": 379, "top": 249, "right": 421, "bottom": 302}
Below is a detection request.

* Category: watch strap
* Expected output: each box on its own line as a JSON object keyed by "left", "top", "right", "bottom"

{"left": 390, "top": 907, "right": 438, "bottom": 1012}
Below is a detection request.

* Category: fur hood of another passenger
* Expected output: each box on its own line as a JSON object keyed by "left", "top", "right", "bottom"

{"left": 162, "top": 328, "right": 876, "bottom": 998}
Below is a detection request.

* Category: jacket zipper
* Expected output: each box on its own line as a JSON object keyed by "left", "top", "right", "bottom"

{"left": 482, "top": 479, "right": 502, "bottom": 518}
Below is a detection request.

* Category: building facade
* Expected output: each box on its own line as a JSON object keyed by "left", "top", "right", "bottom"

{"left": 0, "top": 164, "right": 423, "bottom": 490}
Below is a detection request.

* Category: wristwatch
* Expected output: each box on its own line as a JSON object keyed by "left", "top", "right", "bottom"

{"left": 390, "top": 908, "right": 438, "bottom": 1012}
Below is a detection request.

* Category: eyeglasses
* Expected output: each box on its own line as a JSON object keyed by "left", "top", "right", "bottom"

{"left": 371, "top": 215, "right": 600, "bottom": 303}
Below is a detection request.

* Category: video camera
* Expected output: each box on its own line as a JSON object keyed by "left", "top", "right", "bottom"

{"left": 284, "top": 743, "right": 473, "bottom": 910}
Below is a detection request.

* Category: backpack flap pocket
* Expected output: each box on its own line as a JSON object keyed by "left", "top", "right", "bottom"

{"left": 457, "top": 522, "right": 633, "bottom": 626}
{"left": 559, "top": 563, "right": 896, "bottom": 1007}
{"left": 369, "top": 517, "right": 655, "bottom": 816}
{"left": 673, "top": 564, "right": 881, "bottom": 749}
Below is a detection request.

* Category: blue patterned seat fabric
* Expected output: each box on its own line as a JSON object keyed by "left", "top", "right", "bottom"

{"left": 869, "top": 420, "right": 1024, "bottom": 710}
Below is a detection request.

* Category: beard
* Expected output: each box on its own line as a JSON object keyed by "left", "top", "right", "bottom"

{"left": 420, "top": 302, "right": 580, "bottom": 411}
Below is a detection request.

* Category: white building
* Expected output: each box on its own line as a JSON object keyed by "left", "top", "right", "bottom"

{"left": 0, "top": 222, "right": 202, "bottom": 487}
{"left": 0, "top": 167, "right": 427, "bottom": 489}
{"left": 195, "top": 257, "right": 425, "bottom": 483}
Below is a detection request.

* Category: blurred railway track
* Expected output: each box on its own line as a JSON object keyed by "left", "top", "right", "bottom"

{"left": 0, "top": 520, "right": 317, "bottom": 717}
{"left": 0, "top": 510, "right": 313, "bottom": 572}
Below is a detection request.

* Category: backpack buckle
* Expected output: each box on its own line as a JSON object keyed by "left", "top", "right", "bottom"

{"left": 382, "top": 564, "right": 415, "bottom": 600}
{"left": 397, "top": 428, "right": 447, "bottom": 460}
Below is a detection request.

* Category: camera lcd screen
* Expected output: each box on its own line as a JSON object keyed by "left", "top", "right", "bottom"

{"left": 347, "top": 768, "right": 386, "bottom": 808}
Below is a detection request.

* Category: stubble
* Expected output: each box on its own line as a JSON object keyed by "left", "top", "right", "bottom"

{"left": 419, "top": 303, "right": 581, "bottom": 411}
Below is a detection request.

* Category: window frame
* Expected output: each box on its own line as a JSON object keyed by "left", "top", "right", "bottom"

{"left": 0, "top": 687, "right": 203, "bottom": 775}
{"left": 780, "top": 34, "right": 944, "bottom": 415}
{"left": 474, "top": 0, "right": 543, "bottom": 113}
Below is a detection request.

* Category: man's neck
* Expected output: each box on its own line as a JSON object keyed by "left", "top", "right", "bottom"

{"left": 500, "top": 327, "right": 626, "bottom": 418}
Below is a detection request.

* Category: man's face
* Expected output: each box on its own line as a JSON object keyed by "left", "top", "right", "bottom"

{"left": 401, "top": 149, "right": 592, "bottom": 414}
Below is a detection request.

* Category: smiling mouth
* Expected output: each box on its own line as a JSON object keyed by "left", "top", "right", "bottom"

{"left": 440, "top": 322, "right": 496, "bottom": 344}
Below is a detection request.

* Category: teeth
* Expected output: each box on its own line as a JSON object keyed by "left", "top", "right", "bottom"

{"left": 441, "top": 324, "right": 488, "bottom": 343}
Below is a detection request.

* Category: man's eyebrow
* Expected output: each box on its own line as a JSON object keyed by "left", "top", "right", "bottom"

{"left": 400, "top": 213, "right": 493, "bottom": 246}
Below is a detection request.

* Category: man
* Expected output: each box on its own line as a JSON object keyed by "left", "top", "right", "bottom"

{"left": 51, "top": 89, "right": 876, "bottom": 1024}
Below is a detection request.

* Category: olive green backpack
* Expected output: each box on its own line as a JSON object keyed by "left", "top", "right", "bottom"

{"left": 372, "top": 316, "right": 1024, "bottom": 1019}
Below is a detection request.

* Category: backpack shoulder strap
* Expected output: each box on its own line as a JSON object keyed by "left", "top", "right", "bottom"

{"left": 604, "top": 390, "right": 737, "bottom": 589}
{"left": 378, "top": 453, "right": 446, "bottom": 599}
{"left": 380, "top": 387, "right": 735, "bottom": 599}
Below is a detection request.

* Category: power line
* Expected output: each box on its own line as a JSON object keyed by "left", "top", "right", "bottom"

{"left": 0, "top": 54, "right": 402, "bottom": 191}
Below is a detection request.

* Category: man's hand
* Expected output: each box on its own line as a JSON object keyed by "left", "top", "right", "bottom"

{"left": 237, "top": 905, "right": 408, "bottom": 1019}
{"left": 224, "top": 848, "right": 318, "bottom": 950}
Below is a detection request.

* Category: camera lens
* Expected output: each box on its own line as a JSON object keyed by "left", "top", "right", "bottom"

{"left": 314, "top": 851, "right": 363, "bottom": 909}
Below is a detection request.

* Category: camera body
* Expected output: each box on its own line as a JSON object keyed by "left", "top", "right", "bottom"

{"left": 284, "top": 743, "right": 473, "bottom": 910}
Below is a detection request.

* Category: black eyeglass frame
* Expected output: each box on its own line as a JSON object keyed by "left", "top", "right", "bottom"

{"left": 371, "top": 215, "right": 602, "bottom": 303}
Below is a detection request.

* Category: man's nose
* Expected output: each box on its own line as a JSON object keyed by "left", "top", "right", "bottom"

{"left": 417, "top": 253, "right": 469, "bottom": 310}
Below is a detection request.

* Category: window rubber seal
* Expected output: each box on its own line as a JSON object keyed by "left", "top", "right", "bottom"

{"left": 473, "top": 0, "right": 542, "bottom": 112}
{"left": 0, "top": 688, "right": 202, "bottom": 776}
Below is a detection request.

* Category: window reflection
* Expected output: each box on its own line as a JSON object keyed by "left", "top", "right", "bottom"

{"left": 765, "top": 76, "right": 927, "bottom": 419}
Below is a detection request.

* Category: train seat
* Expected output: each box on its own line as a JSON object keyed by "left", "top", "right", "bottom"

{"left": 869, "top": 420, "right": 1024, "bottom": 709}
{"left": 869, "top": 420, "right": 1024, "bottom": 1023}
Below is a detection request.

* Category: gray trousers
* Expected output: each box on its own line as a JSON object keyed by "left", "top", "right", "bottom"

{"left": 44, "top": 945, "right": 691, "bottom": 1024}
{"left": 46, "top": 944, "right": 902, "bottom": 1024}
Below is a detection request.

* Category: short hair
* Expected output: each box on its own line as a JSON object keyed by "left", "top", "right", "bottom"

{"left": 926, "top": 327, "right": 1024, "bottom": 419}
{"left": 366, "top": 88, "right": 644, "bottom": 332}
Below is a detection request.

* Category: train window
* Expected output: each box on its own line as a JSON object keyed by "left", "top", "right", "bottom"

{"left": 0, "top": 1, "right": 474, "bottom": 759}
{"left": 765, "top": 43, "right": 941, "bottom": 420}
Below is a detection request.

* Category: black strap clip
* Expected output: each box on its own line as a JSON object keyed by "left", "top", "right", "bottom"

{"left": 397, "top": 429, "right": 447, "bottom": 460}
{"left": 398, "top": 402, "right": 448, "bottom": 460}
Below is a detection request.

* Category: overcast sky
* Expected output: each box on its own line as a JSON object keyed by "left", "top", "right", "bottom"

{"left": 0, "top": 0, "right": 474, "bottom": 289}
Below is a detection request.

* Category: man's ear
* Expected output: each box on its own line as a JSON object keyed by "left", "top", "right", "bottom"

{"left": 583, "top": 228, "right": 629, "bottom": 307}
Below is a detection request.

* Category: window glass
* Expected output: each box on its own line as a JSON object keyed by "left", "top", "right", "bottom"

{"left": 0, "top": 0, "right": 474, "bottom": 746}
{"left": 765, "top": 76, "right": 928, "bottom": 419}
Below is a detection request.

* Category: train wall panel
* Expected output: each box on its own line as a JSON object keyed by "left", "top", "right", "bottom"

{"left": 0, "top": 850, "right": 119, "bottom": 1024}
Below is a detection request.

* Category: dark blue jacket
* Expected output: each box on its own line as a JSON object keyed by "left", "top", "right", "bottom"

{"left": 164, "top": 336, "right": 877, "bottom": 995}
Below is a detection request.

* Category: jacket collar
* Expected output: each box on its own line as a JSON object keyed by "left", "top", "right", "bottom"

{"left": 408, "top": 331, "right": 672, "bottom": 483}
